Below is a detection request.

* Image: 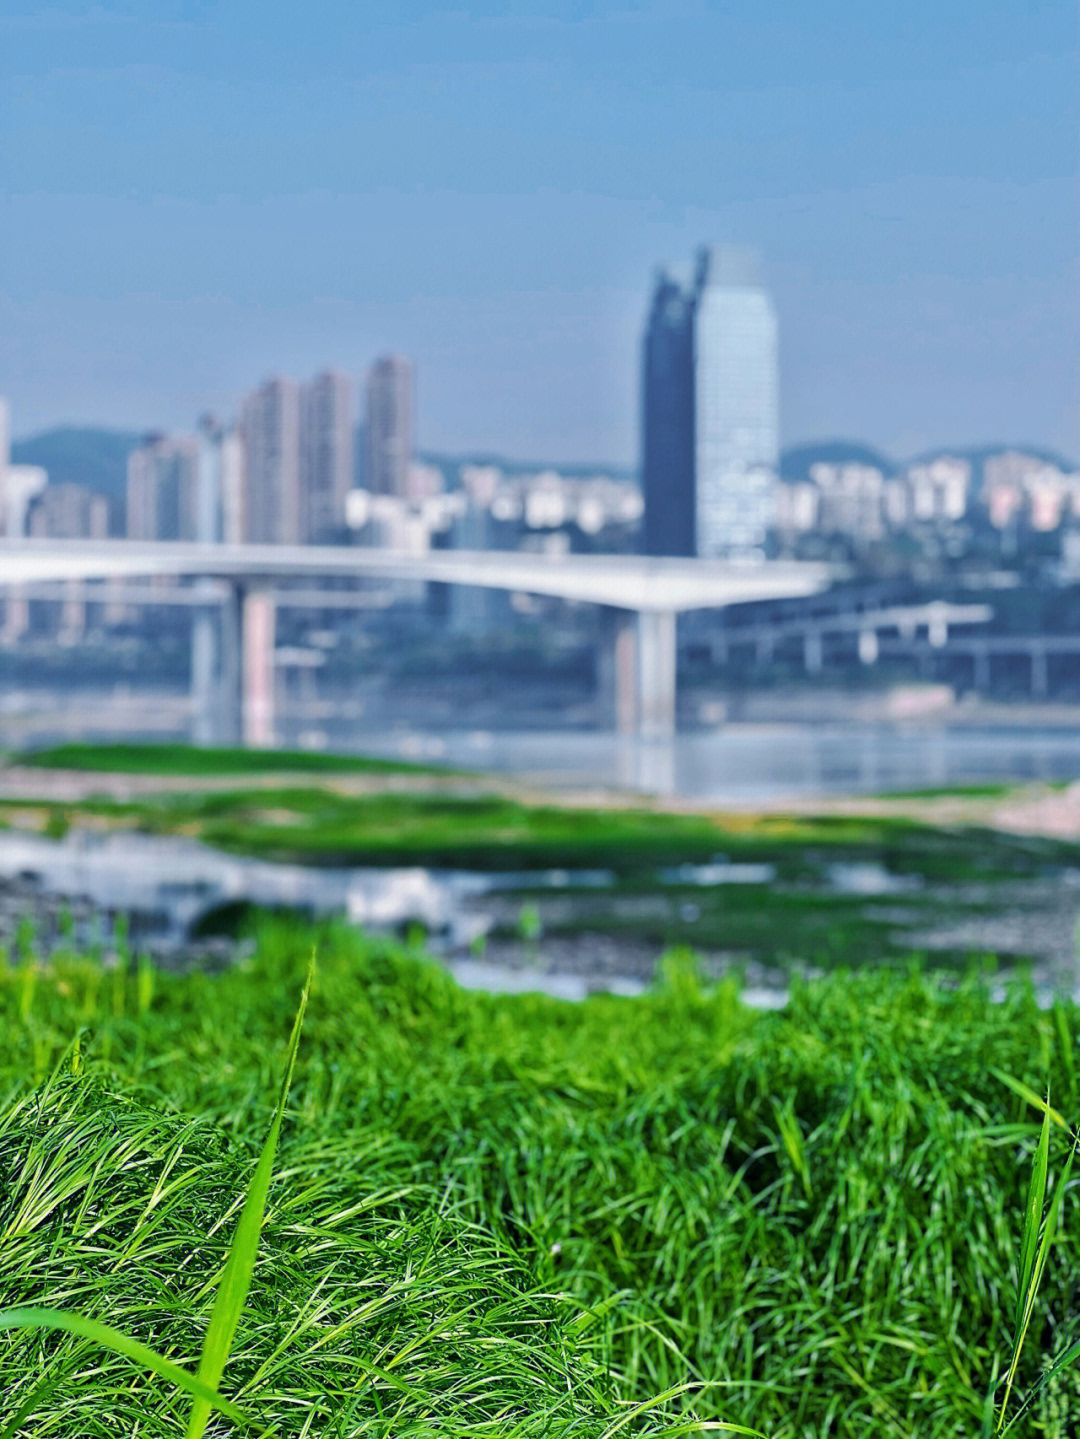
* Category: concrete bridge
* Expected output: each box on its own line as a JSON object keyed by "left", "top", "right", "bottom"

{"left": 0, "top": 539, "right": 840, "bottom": 741}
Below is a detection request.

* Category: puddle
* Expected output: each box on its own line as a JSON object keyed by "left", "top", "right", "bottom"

{"left": 825, "top": 861, "right": 924, "bottom": 896}
{"left": 658, "top": 861, "right": 777, "bottom": 886}
{"left": 0, "top": 824, "right": 1074, "bottom": 1009}
{"left": 0, "top": 829, "right": 490, "bottom": 953}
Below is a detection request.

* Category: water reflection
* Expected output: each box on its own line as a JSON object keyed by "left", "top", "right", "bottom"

{"left": 302, "top": 721, "right": 1080, "bottom": 802}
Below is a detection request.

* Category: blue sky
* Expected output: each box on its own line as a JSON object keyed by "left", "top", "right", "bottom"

{"left": 2, "top": 0, "right": 1077, "bottom": 463}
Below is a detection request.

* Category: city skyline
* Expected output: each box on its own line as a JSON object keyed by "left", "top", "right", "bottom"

{"left": 2, "top": 2, "right": 1076, "bottom": 463}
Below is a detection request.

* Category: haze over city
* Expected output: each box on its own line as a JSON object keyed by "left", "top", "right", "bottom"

{"left": 2, "top": 0, "right": 1077, "bottom": 463}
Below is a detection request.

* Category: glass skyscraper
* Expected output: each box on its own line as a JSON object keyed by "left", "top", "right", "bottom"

{"left": 642, "top": 246, "right": 778, "bottom": 558}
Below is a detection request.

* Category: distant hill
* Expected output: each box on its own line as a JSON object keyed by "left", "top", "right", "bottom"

{"left": 780, "top": 441, "right": 898, "bottom": 482}
{"left": 417, "top": 450, "right": 638, "bottom": 486}
{"left": 11, "top": 428, "right": 1077, "bottom": 513}
{"left": 11, "top": 427, "right": 143, "bottom": 511}
{"left": 781, "top": 440, "right": 1079, "bottom": 488}
{"left": 904, "top": 444, "right": 1078, "bottom": 485}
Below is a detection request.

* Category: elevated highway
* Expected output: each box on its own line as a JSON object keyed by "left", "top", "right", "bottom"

{"left": 0, "top": 539, "right": 841, "bottom": 740}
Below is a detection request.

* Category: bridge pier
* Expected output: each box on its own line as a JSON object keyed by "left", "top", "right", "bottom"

{"left": 804, "top": 630, "right": 823, "bottom": 675}
{"left": 241, "top": 590, "right": 277, "bottom": 747}
{"left": 58, "top": 580, "right": 87, "bottom": 644}
{"left": 191, "top": 584, "right": 218, "bottom": 746}
{"left": 1, "top": 586, "right": 29, "bottom": 642}
{"left": 192, "top": 584, "right": 244, "bottom": 746}
{"left": 1031, "top": 644, "right": 1049, "bottom": 699}
{"left": 600, "top": 607, "right": 677, "bottom": 737}
{"left": 597, "top": 610, "right": 638, "bottom": 733}
{"left": 191, "top": 608, "right": 215, "bottom": 745}
{"left": 220, "top": 584, "right": 243, "bottom": 744}
{"left": 637, "top": 609, "right": 677, "bottom": 739}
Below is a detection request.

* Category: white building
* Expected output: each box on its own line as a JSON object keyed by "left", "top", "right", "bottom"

{"left": 693, "top": 248, "right": 779, "bottom": 557}
{"left": 2, "top": 465, "right": 47, "bottom": 537}
{"left": 301, "top": 371, "right": 354, "bottom": 541}
{"left": 127, "top": 434, "right": 199, "bottom": 540}
{"left": 197, "top": 416, "right": 246, "bottom": 544}
{"left": 241, "top": 377, "right": 302, "bottom": 545}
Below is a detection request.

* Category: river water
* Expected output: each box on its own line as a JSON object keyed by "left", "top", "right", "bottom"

{"left": 303, "top": 719, "right": 1080, "bottom": 803}
{"left": 9, "top": 682, "right": 1080, "bottom": 803}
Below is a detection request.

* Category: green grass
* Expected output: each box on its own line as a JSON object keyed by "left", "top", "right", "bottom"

{"left": 3, "top": 922, "right": 1080, "bottom": 1434}
{"left": 15, "top": 741, "right": 445, "bottom": 778}
{"left": 873, "top": 782, "right": 1020, "bottom": 801}
{"left": 0, "top": 785, "right": 751, "bottom": 872}
{"left": 5, "top": 775, "right": 1080, "bottom": 883}
{"left": 0, "top": 944, "right": 311, "bottom": 1439}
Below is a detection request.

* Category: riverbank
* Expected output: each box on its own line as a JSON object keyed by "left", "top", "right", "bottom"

{"left": 3, "top": 742, "right": 1080, "bottom": 998}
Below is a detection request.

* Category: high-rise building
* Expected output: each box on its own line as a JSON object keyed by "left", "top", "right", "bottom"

{"left": 2, "top": 465, "right": 47, "bottom": 537}
{"left": 29, "top": 483, "right": 109, "bottom": 540}
{"left": 240, "top": 377, "right": 301, "bottom": 544}
{"left": 301, "top": 371, "right": 354, "bottom": 541}
{"left": 641, "top": 275, "right": 696, "bottom": 556}
{"left": 0, "top": 397, "right": 12, "bottom": 538}
{"left": 197, "top": 414, "right": 246, "bottom": 544}
{"left": 0, "top": 398, "right": 48, "bottom": 538}
{"left": 365, "top": 356, "right": 414, "bottom": 498}
{"left": 126, "top": 433, "right": 199, "bottom": 540}
{"left": 642, "top": 246, "right": 778, "bottom": 558}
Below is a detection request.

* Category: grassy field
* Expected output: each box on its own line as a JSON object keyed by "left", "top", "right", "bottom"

{"left": 2, "top": 917, "right": 1080, "bottom": 1436}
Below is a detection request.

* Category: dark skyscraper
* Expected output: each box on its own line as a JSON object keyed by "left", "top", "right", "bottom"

{"left": 641, "top": 273, "right": 696, "bottom": 556}
{"left": 642, "top": 247, "right": 778, "bottom": 558}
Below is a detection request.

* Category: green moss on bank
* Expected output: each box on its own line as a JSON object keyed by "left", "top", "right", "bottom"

{"left": 17, "top": 739, "right": 444, "bottom": 777}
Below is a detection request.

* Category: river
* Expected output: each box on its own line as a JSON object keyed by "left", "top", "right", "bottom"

{"left": 302, "top": 719, "right": 1080, "bottom": 802}
{"left": 8, "top": 682, "right": 1080, "bottom": 803}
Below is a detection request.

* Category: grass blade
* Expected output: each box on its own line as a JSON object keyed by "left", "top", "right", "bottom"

{"left": 597, "top": 1383, "right": 771, "bottom": 1439}
{"left": 1001, "top": 1336, "right": 1080, "bottom": 1435}
{"left": 565, "top": 1288, "right": 633, "bottom": 1335}
{"left": 0, "top": 1339, "right": 87, "bottom": 1439}
{"left": 185, "top": 952, "right": 314, "bottom": 1439}
{"left": 651, "top": 1426, "right": 774, "bottom": 1437}
{"left": 998, "top": 1124, "right": 1078, "bottom": 1431}
{"left": 992, "top": 1070, "right": 1068, "bottom": 1130}
{"left": 1013, "top": 1106, "right": 1050, "bottom": 1344}
{"left": 0, "top": 1307, "right": 266, "bottom": 1433}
